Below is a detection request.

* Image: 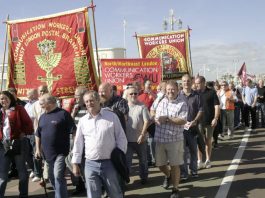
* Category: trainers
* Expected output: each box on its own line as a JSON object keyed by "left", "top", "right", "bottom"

{"left": 32, "top": 176, "right": 41, "bottom": 182}
{"left": 204, "top": 160, "right": 211, "bottom": 169}
{"left": 170, "top": 188, "right": 180, "bottom": 198}
{"left": 191, "top": 173, "right": 198, "bottom": 178}
{"left": 197, "top": 161, "right": 204, "bottom": 170}
{"left": 180, "top": 175, "right": 188, "bottom": 181}
{"left": 8, "top": 170, "right": 18, "bottom": 178}
{"left": 29, "top": 171, "right": 35, "bottom": 178}
{"left": 162, "top": 175, "right": 171, "bottom": 189}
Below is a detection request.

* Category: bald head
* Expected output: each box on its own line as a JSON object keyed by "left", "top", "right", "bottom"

{"left": 27, "top": 89, "right": 38, "bottom": 101}
{"left": 98, "top": 82, "right": 113, "bottom": 103}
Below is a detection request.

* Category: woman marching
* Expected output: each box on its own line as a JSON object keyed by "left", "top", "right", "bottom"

{"left": 0, "top": 91, "right": 34, "bottom": 198}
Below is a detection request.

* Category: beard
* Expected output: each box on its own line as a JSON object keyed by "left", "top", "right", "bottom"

{"left": 100, "top": 96, "right": 108, "bottom": 104}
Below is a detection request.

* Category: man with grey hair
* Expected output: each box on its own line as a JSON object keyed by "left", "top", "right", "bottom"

{"left": 72, "top": 90, "right": 127, "bottom": 198}
{"left": 126, "top": 86, "right": 150, "bottom": 184}
{"left": 35, "top": 94, "right": 76, "bottom": 198}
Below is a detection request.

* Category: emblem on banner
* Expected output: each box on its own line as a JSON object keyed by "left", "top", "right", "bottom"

{"left": 35, "top": 39, "right": 62, "bottom": 91}
{"left": 146, "top": 44, "right": 186, "bottom": 73}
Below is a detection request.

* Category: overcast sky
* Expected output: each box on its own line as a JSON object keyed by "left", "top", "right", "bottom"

{"left": 1, "top": 0, "right": 264, "bottom": 80}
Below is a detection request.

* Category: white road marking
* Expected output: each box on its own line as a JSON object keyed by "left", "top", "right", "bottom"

{"left": 215, "top": 130, "right": 251, "bottom": 198}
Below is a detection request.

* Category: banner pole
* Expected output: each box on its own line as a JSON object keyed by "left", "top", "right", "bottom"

{"left": 187, "top": 26, "right": 193, "bottom": 76}
{"left": 89, "top": 0, "right": 101, "bottom": 83}
{"left": 1, "top": 14, "right": 9, "bottom": 91}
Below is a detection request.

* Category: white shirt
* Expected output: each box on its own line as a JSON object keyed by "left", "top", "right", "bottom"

{"left": 25, "top": 100, "right": 37, "bottom": 122}
{"left": 71, "top": 108, "right": 127, "bottom": 163}
{"left": 3, "top": 109, "right": 11, "bottom": 140}
{"left": 219, "top": 90, "right": 237, "bottom": 110}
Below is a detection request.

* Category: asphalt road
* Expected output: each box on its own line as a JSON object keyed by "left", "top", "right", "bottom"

{"left": 5, "top": 127, "right": 265, "bottom": 198}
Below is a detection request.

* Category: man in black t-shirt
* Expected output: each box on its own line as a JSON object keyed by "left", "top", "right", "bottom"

{"left": 35, "top": 94, "right": 76, "bottom": 198}
{"left": 257, "top": 79, "right": 265, "bottom": 127}
{"left": 195, "top": 76, "right": 220, "bottom": 170}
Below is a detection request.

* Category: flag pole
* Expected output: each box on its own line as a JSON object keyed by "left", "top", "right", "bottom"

{"left": 187, "top": 26, "right": 193, "bottom": 76}
{"left": 89, "top": 0, "right": 101, "bottom": 83}
{"left": 1, "top": 14, "right": 9, "bottom": 91}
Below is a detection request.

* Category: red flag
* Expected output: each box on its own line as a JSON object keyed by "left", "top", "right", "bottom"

{"left": 237, "top": 62, "right": 247, "bottom": 85}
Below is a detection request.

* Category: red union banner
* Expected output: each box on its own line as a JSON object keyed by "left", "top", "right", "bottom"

{"left": 101, "top": 58, "right": 161, "bottom": 92}
{"left": 7, "top": 7, "right": 98, "bottom": 98}
{"left": 136, "top": 30, "right": 192, "bottom": 80}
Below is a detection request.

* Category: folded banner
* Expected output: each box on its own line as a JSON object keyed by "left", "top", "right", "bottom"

{"left": 7, "top": 7, "right": 98, "bottom": 98}
{"left": 136, "top": 30, "right": 192, "bottom": 80}
{"left": 101, "top": 58, "right": 161, "bottom": 92}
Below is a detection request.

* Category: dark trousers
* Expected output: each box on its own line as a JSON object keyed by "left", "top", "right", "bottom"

{"left": 243, "top": 104, "right": 256, "bottom": 129}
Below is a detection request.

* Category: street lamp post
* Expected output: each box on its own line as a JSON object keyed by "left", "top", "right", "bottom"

{"left": 199, "top": 64, "right": 210, "bottom": 77}
{"left": 123, "top": 18, "right": 127, "bottom": 58}
{"left": 163, "top": 9, "right": 182, "bottom": 31}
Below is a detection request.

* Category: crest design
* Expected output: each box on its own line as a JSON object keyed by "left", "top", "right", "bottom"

{"left": 35, "top": 39, "right": 62, "bottom": 91}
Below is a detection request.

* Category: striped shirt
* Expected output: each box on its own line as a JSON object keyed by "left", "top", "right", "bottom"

{"left": 154, "top": 96, "right": 187, "bottom": 143}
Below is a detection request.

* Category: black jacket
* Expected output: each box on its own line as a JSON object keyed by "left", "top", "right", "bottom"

{"left": 111, "top": 147, "right": 130, "bottom": 183}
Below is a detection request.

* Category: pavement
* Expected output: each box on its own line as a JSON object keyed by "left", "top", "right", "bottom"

{"left": 4, "top": 127, "right": 265, "bottom": 198}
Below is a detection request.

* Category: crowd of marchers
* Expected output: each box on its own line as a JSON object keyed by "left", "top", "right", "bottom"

{"left": 0, "top": 75, "right": 264, "bottom": 198}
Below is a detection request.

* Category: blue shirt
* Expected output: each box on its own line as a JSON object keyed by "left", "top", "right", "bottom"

{"left": 243, "top": 86, "right": 258, "bottom": 106}
{"left": 36, "top": 107, "right": 76, "bottom": 161}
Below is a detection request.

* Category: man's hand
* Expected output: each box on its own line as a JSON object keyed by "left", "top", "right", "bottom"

{"left": 211, "top": 118, "right": 218, "bottom": 127}
{"left": 137, "top": 134, "right": 145, "bottom": 144}
{"left": 35, "top": 149, "right": 42, "bottom": 159}
{"left": 73, "top": 164, "right": 81, "bottom": 177}
{"left": 155, "top": 116, "right": 168, "bottom": 125}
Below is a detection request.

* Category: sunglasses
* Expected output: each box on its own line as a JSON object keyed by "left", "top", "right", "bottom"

{"left": 129, "top": 93, "right": 138, "bottom": 96}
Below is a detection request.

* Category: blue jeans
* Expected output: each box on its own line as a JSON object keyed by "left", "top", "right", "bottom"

{"left": 0, "top": 138, "right": 28, "bottom": 198}
{"left": 84, "top": 159, "right": 123, "bottom": 198}
{"left": 126, "top": 142, "right": 148, "bottom": 180}
{"left": 47, "top": 154, "right": 68, "bottom": 198}
{"left": 180, "top": 128, "right": 198, "bottom": 177}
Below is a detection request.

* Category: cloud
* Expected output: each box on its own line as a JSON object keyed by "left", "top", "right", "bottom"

{"left": 191, "top": 42, "right": 265, "bottom": 80}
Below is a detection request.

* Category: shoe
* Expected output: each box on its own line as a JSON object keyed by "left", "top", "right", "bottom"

{"left": 212, "top": 142, "right": 218, "bottom": 148}
{"left": 39, "top": 179, "right": 49, "bottom": 187}
{"left": 204, "top": 160, "right": 211, "bottom": 169}
{"left": 8, "top": 170, "right": 18, "bottom": 178}
{"left": 72, "top": 185, "right": 86, "bottom": 195}
{"left": 247, "top": 128, "right": 252, "bottom": 132}
{"left": 170, "top": 188, "right": 180, "bottom": 198}
{"left": 191, "top": 173, "right": 198, "bottom": 178}
{"left": 32, "top": 176, "right": 41, "bottom": 182}
{"left": 197, "top": 161, "right": 204, "bottom": 170}
{"left": 228, "top": 134, "right": 233, "bottom": 139}
{"left": 162, "top": 175, "right": 171, "bottom": 189}
{"left": 148, "top": 161, "right": 156, "bottom": 167}
{"left": 218, "top": 133, "right": 225, "bottom": 140}
{"left": 29, "top": 171, "right": 35, "bottom": 178}
{"left": 180, "top": 175, "right": 188, "bottom": 181}
{"left": 141, "top": 178, "right": 147, "bottom": 185}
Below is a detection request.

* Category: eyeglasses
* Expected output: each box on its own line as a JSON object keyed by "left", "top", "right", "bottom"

{"left": 129, "top": 93, "right": 138, "bottom": 96}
